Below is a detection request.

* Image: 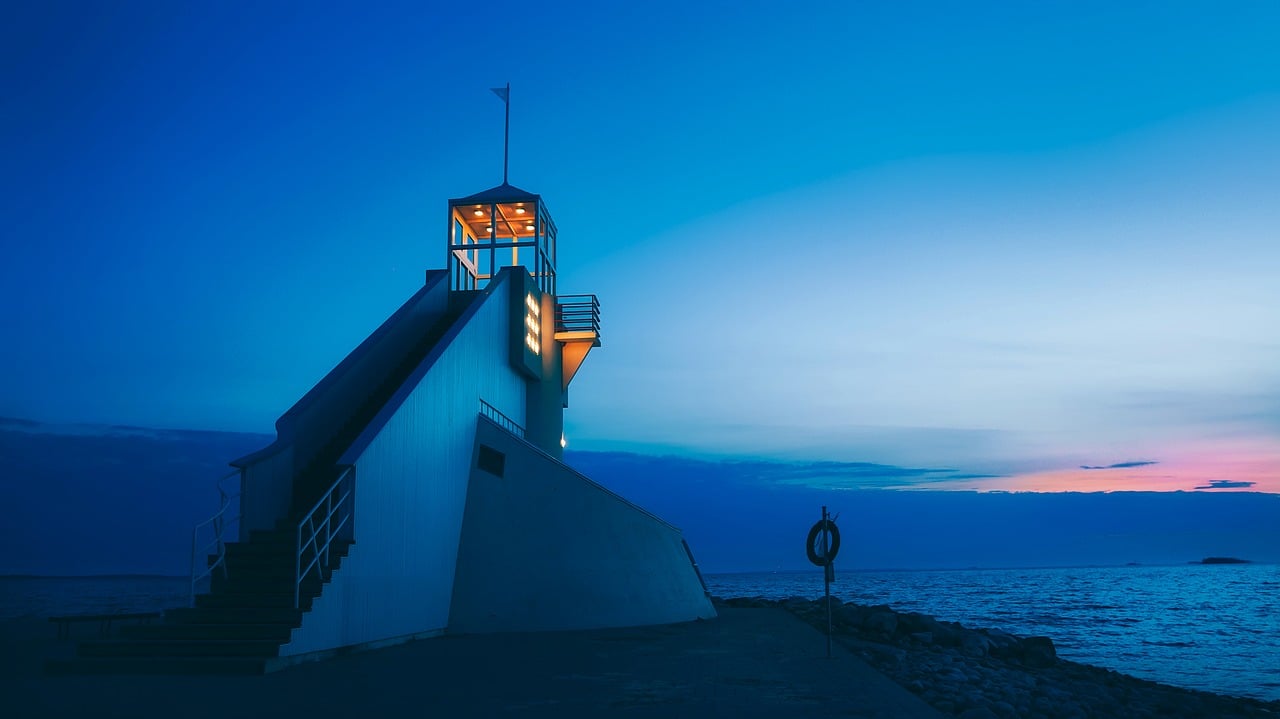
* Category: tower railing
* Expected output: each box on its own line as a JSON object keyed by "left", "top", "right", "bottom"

{"left": 189, "top": 470, "right": 242, "bottom": 605}
{"left": 555, "top": 294, "right": 600, "bottom": 336}
{"left": 479, "top": 398, "right": 525, "bottom": 439}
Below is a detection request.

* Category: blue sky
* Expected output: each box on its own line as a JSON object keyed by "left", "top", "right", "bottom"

{"left": 3, "top": 1, "right": 1278, "bottom": 492}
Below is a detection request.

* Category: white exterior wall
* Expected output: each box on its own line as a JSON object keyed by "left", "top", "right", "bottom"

{"left": 281, "top": 274, "right": 526, "bottom": 655}
{"left": 238, "top": 448, "right": 292, "bottom": 541}
{"left": 233, "top": 274, "right": 451, "bottom": 538}
{"left": 448, "top": 419, "right": 716, "bottom": 633}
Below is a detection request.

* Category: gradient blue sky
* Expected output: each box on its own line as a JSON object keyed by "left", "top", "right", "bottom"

{"left": 3, "top": 1, "right": 1278, "bottom": 492}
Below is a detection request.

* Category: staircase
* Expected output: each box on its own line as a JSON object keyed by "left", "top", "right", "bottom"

{"left": 50, "top": 523, "right": 352, "bottom": 674}
{"left": 48, "top": 296, "right": 475, "bottom": 675}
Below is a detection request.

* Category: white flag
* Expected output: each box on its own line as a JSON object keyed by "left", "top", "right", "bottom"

{"left": 491, "top": 86, "right": 508, "bottom": 103}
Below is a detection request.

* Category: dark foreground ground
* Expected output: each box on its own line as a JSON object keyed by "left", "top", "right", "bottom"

{"left": 3, "top": 607, "right": 940, "bottom": 719}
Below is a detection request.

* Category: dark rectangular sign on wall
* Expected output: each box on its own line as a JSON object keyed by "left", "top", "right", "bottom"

{"left": 510, "top": 271, "right": 543, "bottom": 380}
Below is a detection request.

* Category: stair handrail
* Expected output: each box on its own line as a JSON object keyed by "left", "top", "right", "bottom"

{"left": 189, "top": 469, "right": 243, "bottom": 606}
{"left": 295, "top": 466, "right": 355, "bottom": 609}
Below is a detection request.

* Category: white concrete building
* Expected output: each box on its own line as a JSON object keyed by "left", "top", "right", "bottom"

{"left": 62, "top": 182, "right": 715, "bottom": 673}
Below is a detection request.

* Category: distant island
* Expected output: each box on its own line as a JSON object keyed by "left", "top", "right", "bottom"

{"left": 1193, "top": 557, "right": 1251, "bottom": 565}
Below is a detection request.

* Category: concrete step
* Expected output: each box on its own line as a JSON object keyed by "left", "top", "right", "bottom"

{"left": 215, "top": 539, "right": 350, "bottom": 566}
{"left": 121, "top": 622, "right": 295, "bottom": 641}
{"left": 246, "top": 531, "right": 298, "bottom": 546}
{"left": 196, "top": 592, "right": 306, "bottom": 609}
{"left": 214, "top": 553, "right": 295, "bottom": 571}
{"left": 77, "top": 638, "right": 283, "bottom": 659}
{"left": 166, "top": 606, "right": 304, "bottom": 625}
{"left": 208, "top": 564, "right": 296, "bottom": 582}
{"left": 225, "top": 542, "right": 295, "bottom": 558}
{"left": 211, "top": 575, "right": 323, "bottom": 595}
{"left": 46, "top": 656, "right": 268, "bottom": 675}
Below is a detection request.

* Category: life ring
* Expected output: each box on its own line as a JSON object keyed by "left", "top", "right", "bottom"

{"left": 806, "top": 519, "right": 841, "bottom": 566}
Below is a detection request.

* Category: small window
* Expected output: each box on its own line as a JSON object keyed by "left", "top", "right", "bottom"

{"left": 477, "top": 445, "right": 506, "bottom": 477}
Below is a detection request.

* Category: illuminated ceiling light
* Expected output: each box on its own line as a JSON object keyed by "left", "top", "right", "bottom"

{"left": 560, "top": 434, "right": 567, "bottom": 448}
{"left": 515, "top": 207, "right": 526, "bottom": 215}
{"left": 485, "top": 227, "right": 492, "bottom": 233}
{"left": 473, "top": 209, "right": 484, "bottom": 217}
{"left": 525, "top": 224, "right": 535, "bottom": 231}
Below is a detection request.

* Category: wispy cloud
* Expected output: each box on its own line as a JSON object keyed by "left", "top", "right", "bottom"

{"left": 1194, "top": 479, "right": 1256, "bottom": 490}
{"left": 570, "top": 451, "right": 1002, "bottom": 491}
{"left": 729, "top": 459, "right": 1002, "bottom": 490}
{"left": 1080, "top": 460, "right": 1158, "bottom": 470}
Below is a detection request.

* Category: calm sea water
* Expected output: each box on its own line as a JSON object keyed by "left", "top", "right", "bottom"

{"left": 0, "top": 576, "right": 190, "bottom": 621}
{"left": 707, "top": 563, "right": 1280, "bottom": 702}
{"left": 3, "top": 566, "right": 1276, "bottom": 702}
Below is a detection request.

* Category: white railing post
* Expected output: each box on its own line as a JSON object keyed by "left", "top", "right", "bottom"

{"left": 293, "top": 466, "right": 354, "bottom": 609}
{"left": 295, "top": 521, "right": 302, "bottom": 609}
{"left": 189, "top": 470, "right": 241, "bottom": 607}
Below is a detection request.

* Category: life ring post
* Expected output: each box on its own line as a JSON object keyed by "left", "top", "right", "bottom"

{"left": 822, "top": 505, "right": 832, "bottom": 659}
{"left": 805, "top": 507, "right": 841, "bottom": 658}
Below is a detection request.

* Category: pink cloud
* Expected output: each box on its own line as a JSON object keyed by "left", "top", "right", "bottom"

{"left": 969, "top": 435, "right": 1280, "bottom": 493}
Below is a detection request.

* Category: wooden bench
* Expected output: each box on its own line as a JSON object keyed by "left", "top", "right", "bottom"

{"left": 49, "top": 611, "right": 163, "bottom": 640}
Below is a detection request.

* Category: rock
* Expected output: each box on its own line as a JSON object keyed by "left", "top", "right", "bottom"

{"left": 960, "top": 632, "right": 991, "bottom": 657}
{"left": 910, "top": 631, "right": 934, "bottom": 645}
{"left": 959, "top": 708, "right": 999, "bottom": 719}
{"left": 1059, "top": 703, "right": 1088, "bottom": 719}
{"left": 1032, "top": 695, "right": 1057, "bottom": 714}
{"left": 833, "top": 604, "right": 867, "bottom": 628}
{"left": 1022, "top": 636, "right": 1057, "bottom": 668}
{"left": 899, "top": 611, "right": 938, "bottom": 633}
{"left": 985, "top": 629, "right": 1021, "bottom": 657}
{"left": 864, "top": 611, "right": 899, "bottom": 635}
{"left": 782, "top": 595, "right": 811, "bottom": 610}
{"left": 814, "top": 595, "right": 843, "bottom": 611}
{"left": 991, "top": 700, "right": 1016, "bottom": 717}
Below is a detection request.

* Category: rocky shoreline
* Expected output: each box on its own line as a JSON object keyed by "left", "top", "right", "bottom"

{"left": 714, "top": 596, "right": 1279, "bottom": 719}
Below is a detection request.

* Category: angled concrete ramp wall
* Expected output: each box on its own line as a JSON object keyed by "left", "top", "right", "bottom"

{"left": 234, "top": 271, "right": 452, "bottom": 537}
{"left": 280, "top": 273, "right": 527, "bottom": 656}
{"left": 448, "top": 418, "right": 716, "bottom": 633}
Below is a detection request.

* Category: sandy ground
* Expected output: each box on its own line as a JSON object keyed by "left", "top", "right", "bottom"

{"left": 2, "top": 608, "right": 941, "bottom": 718}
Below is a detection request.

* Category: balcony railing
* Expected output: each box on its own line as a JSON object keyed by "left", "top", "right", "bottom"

{"left": 480, "top": 398, "right": 525, "bottom": 438}
{"left": 555, "top": 294, "right": 600, "bottom": 337}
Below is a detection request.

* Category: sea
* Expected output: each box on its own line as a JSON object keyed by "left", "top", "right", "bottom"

{"left": 706, "top": 563, "right": 1280, "bottom": 703}
{"left": 2, "top": 564, "right": 1277, "bottom": 702}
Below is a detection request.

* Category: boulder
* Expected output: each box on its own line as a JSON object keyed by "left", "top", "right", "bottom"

{"left": 899, "top": 611, "right": 938, "bottom": 634}
{"left": 984, "top": 628, "right": 1020, "bottom": 653}
{"left": 834, "top": 603, "right": 867, "bottom": 628}
{"left": 1021, "top": 636, "right": 1057, "bottom": 668}
{"left": 814, "top": 595, "right": 843, "bottom": 611}
{"left": 782, "top": 595, "right": 812, "bottom": 609}
{"left": 864, "top": 611, "right": 899, "bottom": 635}
{"left": 960, "top": 632, "right": 992, "bottom": 657}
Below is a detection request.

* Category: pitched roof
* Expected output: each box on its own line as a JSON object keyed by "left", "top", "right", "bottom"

{"left": 449, "top": 182, "right": 541, "bottom": 205}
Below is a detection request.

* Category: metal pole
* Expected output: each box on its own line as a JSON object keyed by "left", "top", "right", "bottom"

{"left": 503, "top": 82, "right": 510, "bottom": 184}
{"left": 823, "top": 505, "right": 832, "bottom": 658}
{"left": 189, "top": 529, "right": 198, "bottom": 607}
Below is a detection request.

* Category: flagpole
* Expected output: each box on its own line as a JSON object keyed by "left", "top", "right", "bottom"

{"left": 503, "top": 82, "right": 510, "bottom": 185}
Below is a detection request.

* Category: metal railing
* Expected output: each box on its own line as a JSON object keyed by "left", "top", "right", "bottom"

{"left": 555, "top": 294, "right": 600, "bottom": 336}
{"left": 189, "top": 470, "right": 242, "bottom": 605}
{"left": 479, "top": 398, "right": 525, "bottom": 438}
{"left": 295, "top": 466, "right": 354, "bottom": 609}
